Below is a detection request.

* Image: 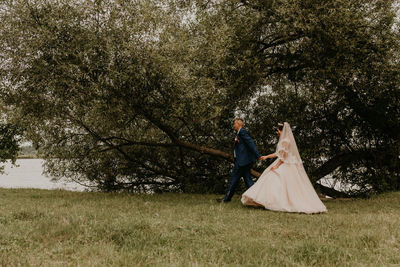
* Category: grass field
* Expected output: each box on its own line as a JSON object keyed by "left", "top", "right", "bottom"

{"left": 0, "top": 188, "right": 399, "bottom": 266}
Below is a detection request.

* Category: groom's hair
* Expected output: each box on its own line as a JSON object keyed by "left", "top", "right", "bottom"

{"left": 234, "top": 118, "right": 244, "bottom": 126}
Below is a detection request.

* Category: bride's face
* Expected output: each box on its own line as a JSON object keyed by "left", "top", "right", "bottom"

{"left": 276, "top": 129, "right": 282, "bottom": 136}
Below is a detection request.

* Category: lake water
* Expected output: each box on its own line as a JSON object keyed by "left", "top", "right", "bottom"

{"left": 0, "top": 159, "right": 87, "bottom": 191}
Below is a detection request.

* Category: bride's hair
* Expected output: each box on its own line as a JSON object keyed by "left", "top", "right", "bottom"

{"left": 276, "top": 123, "right": 284, "bottom": 131}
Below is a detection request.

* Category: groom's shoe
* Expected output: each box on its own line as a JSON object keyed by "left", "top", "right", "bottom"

{"left": 216, "top": 198, "right": 230, "bottom": 203}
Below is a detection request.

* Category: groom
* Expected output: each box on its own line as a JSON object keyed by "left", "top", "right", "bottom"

{"left": 217, "top": 118, "right": 263, "bottom": 203}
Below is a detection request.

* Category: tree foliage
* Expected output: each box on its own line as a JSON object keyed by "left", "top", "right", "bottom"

{"left": 0, "top": 0, "right": 399, "bottom": 196}
{"left": 0, "top": 118, "right": 20, "bottom": 172}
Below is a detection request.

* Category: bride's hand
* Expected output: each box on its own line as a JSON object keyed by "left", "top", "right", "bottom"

{"left": 259, "top": 155, "right": 268, "bottom": 160}
{"left": 270, "top": 165, "right": 278, "bottom": 171}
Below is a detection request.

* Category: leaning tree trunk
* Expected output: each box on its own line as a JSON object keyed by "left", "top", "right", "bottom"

{"left": 78, "top": 112, "right": 350, "bottom": 198}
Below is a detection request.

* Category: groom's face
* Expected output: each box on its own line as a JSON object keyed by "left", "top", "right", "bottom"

{"left": 233, "top": 121, "right": 240, "bottom": 131}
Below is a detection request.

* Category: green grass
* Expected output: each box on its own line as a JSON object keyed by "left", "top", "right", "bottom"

{"left": 0, "top": 189, "right": 399, "bottom": 266}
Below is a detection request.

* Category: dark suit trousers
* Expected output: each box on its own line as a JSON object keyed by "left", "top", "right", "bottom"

{"left": 224, "top": 161, "right": 254, "bottom": 201}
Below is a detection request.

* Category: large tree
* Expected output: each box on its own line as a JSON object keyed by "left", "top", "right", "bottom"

{"left": 0, "top": 0, "right": 398, "bottom": 196}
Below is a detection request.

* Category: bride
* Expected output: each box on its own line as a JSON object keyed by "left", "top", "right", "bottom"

{"left": 241, "top": 122, "right": 327, "bottom": 214}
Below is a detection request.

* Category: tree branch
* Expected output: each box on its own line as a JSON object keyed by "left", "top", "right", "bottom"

{"left": 98, "top": 140, "right": 178, "bottom": 152}
{"left": 314, "top": 183, "right": 350, "bottom": 198}
{"left": 310, "top": 150, "right": 371, "bottom": 181}
{"left": 176, "top": 140, "right": 234, "bottom": 161}
{"left": 258, "top": 33, "right": 304, "bottom": 54}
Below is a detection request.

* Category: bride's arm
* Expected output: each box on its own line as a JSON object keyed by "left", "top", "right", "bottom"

{"left": 260, "top": 153, "right": 277, "bottom": 160}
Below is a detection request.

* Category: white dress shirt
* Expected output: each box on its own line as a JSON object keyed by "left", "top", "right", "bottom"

{"left": 234, "top": 128, "right": 241, "bottom": 158}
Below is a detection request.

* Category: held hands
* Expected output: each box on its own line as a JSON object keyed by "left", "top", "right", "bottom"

{"left": 259, "top": 154, "right": 272, "bottom": 161}
{"left": 259, "top": 153, "right": 277, "bottom": 161}
{"left": 259, "top": 154, "right": 280, "bottom": 170}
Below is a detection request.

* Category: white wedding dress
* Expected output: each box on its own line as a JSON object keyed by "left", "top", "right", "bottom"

{"left": 241, "top": 122, "right": 327, "bottom": 214}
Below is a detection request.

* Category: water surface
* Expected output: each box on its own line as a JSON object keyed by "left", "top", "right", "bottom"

{"left": 0, "top": 159, "right": 86, "bottom": 191}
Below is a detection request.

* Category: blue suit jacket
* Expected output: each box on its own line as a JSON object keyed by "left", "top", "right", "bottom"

{"left": 234, "top": 128, "right": 261, "bottom": 166}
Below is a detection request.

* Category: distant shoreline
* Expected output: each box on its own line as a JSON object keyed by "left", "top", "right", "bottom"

{"left": 16, "top": 155, "right": 39, "bottom": 159}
